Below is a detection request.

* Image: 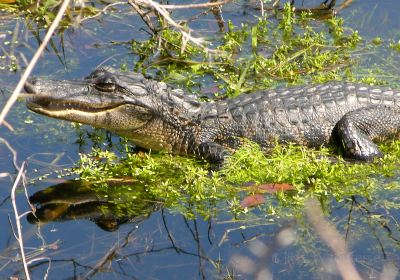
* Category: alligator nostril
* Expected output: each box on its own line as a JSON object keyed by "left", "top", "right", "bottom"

{"left": 24, "top": 79, "right": 39, "bottom": 93}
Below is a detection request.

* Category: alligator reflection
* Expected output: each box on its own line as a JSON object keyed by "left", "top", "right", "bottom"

{"left": 27, "top": 179, "right": 160, "bottom": 232}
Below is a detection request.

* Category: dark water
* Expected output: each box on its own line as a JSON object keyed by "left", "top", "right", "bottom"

{"left": 1, "top": 0, "right": 400, "bottom": 279}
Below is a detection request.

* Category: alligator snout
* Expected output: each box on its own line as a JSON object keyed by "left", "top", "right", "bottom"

{"left": 24, "top": 78, "right": 42, "bottom": 94}
{"left": 24, "top": 79, "right": 37, "bottom": 93}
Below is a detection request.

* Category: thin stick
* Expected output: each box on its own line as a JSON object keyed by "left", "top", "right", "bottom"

{"left": 259, "top": 0, "right": 265, "bottom": 17}
{"left": 10, "top": 162, "right": 30, "bottom": 280}
{"left": 7, "top": 214, "right": 19, "bottom": 240}
{"left": 336, "top": 0, "right": 353, "bottom": 12}
{"left": 79, "top": 2, "right": 126, "bottom": 23}
{"left": 160, "top": 0, "right": 232, "bottom": 10}
{"left": 2, "top": 120, "right": 14, "bottom": 132}
{"left": 0, "top": 0, "right": 71, "bottom": 126}
{"left": 27, "top": 257, "right": 51, "bottom": 280}
{"left": 129, "top": 0, "right": 223, "bottom": 54}
{"left": 128, "top": 0, "right": 156, "bottom": 32}
{"left": 0, "top": 137, "right": 20, "bottom": 172}
{"left": 306, "top": 198, "right": 362, "bottom": 280}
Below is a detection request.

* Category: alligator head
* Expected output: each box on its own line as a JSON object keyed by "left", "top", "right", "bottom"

{"left": 25, "top": 67, "right": 204, "bottom": 152}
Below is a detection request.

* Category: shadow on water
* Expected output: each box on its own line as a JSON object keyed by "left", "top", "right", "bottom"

{"left": 22, "top": 178, "right": 298, "bottom": 279}
{"left": 27, "top": 180, "right": 159, "bottom": 232}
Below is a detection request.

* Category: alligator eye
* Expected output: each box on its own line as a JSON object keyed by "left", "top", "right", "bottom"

{"left": 94, "top": 82, "right": 116, "bottom": 92}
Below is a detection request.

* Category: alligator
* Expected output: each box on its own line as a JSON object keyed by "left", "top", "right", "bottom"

{"left": 25, "top": 67, "right": 400, "bottom": 162}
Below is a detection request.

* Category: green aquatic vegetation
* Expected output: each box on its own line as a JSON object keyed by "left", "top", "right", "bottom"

{"left": 75, "top": 149, "right": 236, "bottom": 219}
{"left": 389, "top": 40, "right": 400, "bottom": 53}
{"left": 372, "top": 37, "right": 383, "bottom": 46}
{"left": 131, "top": 2, "right": 365, "bottom": 98}
{"left": 218, "top": 20, "right": 250, "bottom": 53}
{"left": 0, "top": 0, "right": 103, "bottom": 27}
{"left": 69, "top": 140, "right": 400, "bottom": 221}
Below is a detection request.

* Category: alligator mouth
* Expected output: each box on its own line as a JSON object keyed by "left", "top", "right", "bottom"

{"left": 26, "top": 96, "right": 123, "bottom": 113}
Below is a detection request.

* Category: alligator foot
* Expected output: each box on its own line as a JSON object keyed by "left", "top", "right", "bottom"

{"left": 334, "top": 105, "right": 400, "bottom": 161}
{"left": 192, "top": 142, "right": 231, "bottom": 163}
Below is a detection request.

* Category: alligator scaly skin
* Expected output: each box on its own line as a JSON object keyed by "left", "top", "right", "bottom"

{"left": 194, "top": 82, "right": 400, "bottom": 161}
{"left": 25, "top": 68, "right": 400, "bottom": 162}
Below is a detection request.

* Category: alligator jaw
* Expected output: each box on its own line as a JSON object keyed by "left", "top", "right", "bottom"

{"left": 24, "top": 79, "right": 123, "bottom": 114}
{"left": 26, "top": 96, "right": 124, "bottom": 115}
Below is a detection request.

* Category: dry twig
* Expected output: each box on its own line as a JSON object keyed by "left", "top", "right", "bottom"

{"left": 336, "top": 0, "right": 354, "bottom": 12}
{"left": 10, "top": 163, "right": 29, "bottom": 280}
{"left": 160, "top": 0, "right": 231, "bottom": 10}
{"left": 2, "top": 120, "right": 14, "bottom": 131}
{"left": 0, "top": 137, "right": 20, "bottom": 172}
{"left": 79, "top": 1, "right": 126, "bottom": 23}
{"left": 128, "top": 0, "right": 227, "bottom": 54}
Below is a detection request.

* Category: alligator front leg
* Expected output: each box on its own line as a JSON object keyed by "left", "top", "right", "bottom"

{"left": 191, "top": 142, "right": 231, "bottom": 163}
{"left": 334, "top": 105, "right": 400, "bottom": 161}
